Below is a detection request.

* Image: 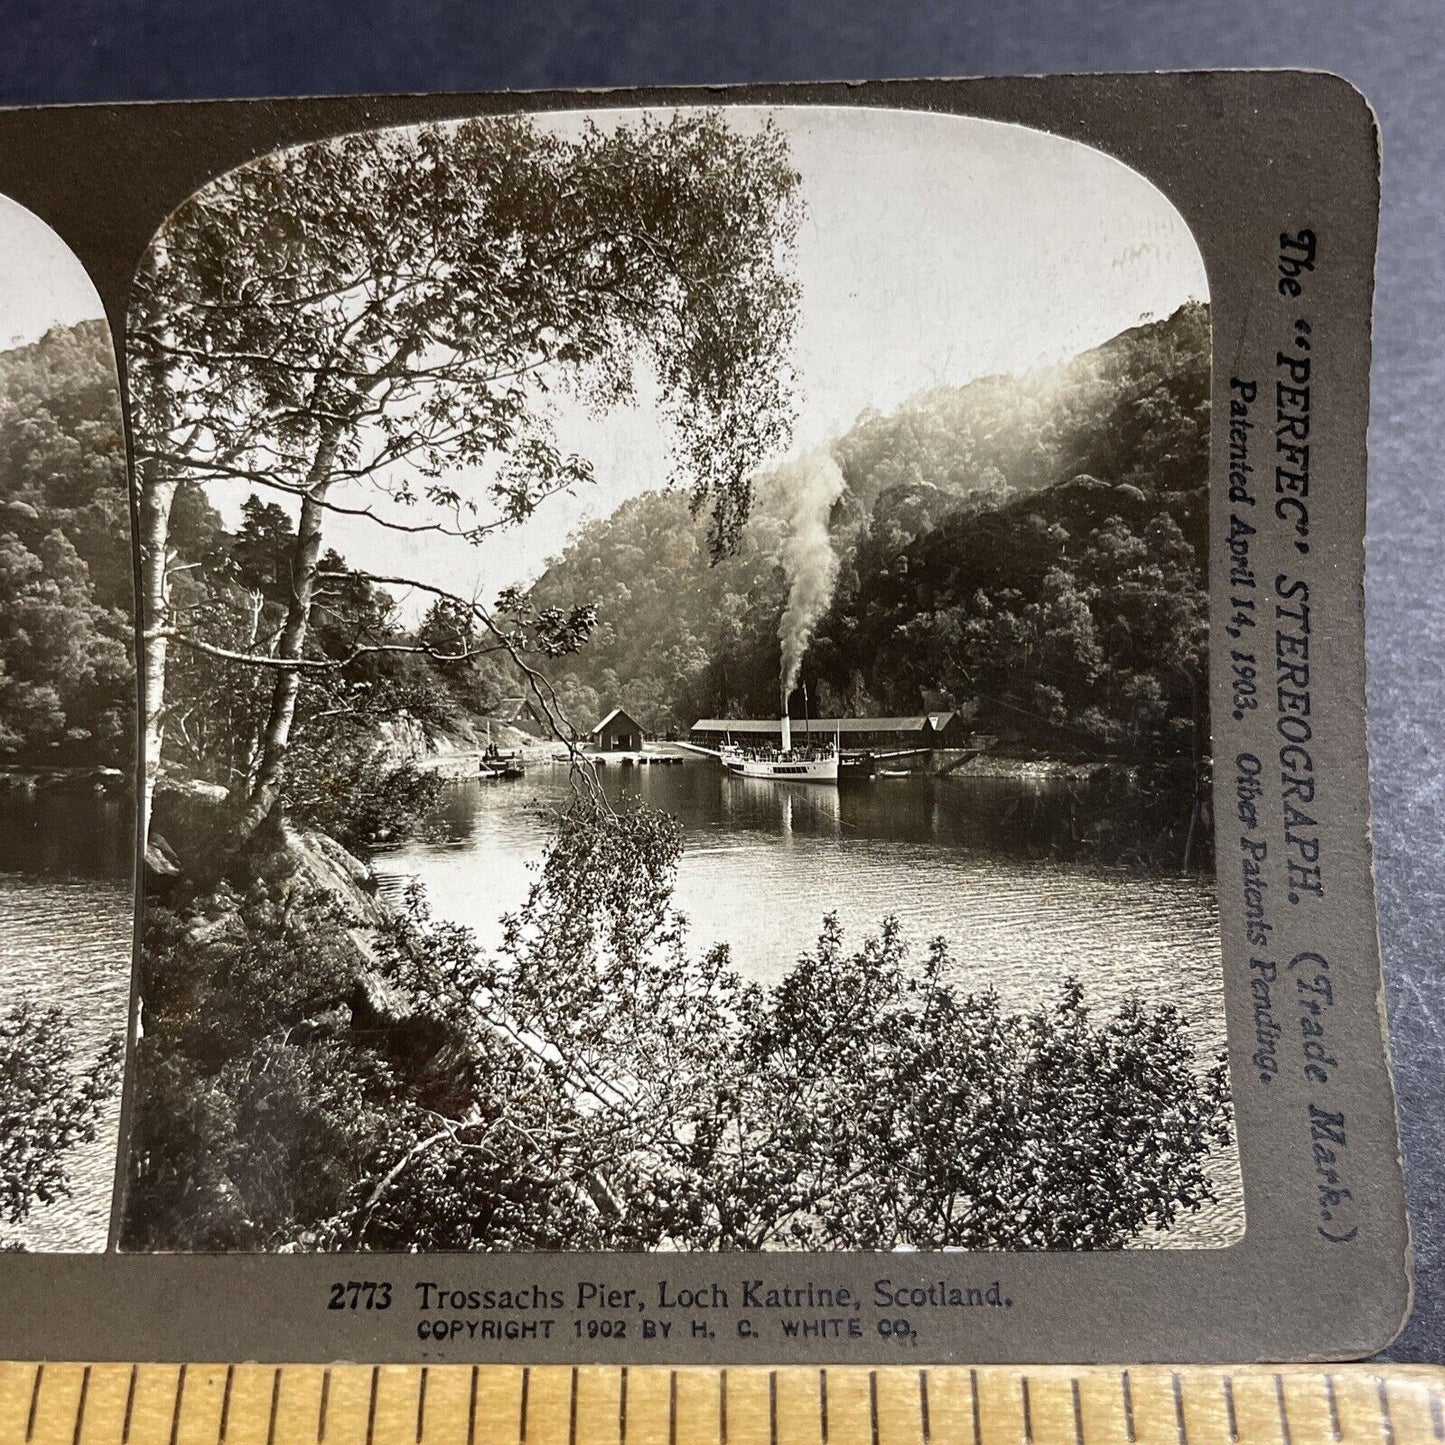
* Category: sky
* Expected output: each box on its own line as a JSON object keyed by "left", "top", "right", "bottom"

{"left": 1, "top": 106, "right": 1208, "bottom": 613}
{"left": 322, "top": 104, "right": 1209, "bottom": 610}
{"left": 0, "top": 194, "right": 106, "bottom": 347}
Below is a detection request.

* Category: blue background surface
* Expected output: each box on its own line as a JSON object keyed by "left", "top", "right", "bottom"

{"left": 1, "top": 0, "right": 1440, "bottom": 1362}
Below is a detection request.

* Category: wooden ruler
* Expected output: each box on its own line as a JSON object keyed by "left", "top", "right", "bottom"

{"left": 2, "top": 1365, "right": 1444, "bottom": 1445}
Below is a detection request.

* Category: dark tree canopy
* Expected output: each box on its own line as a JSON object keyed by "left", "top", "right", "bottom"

{"left": 0, "top": 322, "right": 133, "bottom": 764}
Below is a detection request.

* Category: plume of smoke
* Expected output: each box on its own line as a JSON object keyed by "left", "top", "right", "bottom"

{"left": 761, "top": 446, "right": 846, "bottom": 710}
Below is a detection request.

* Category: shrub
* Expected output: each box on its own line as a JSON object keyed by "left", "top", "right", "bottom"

{"left": 366, "top": 798, "right": 1232, "bottom": 1251}
{"left": 126, "top": 797, "right": 1232, "bottom": 1252}
{"left": 281, "top": 735, "right": 443, "bottom": 850}
{"left": 0, "top": 1002, "right": 121, "bottom": 1245}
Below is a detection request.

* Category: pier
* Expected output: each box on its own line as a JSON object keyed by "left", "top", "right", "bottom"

{"left": 581, "top": 746, "right": 689, "bottom": 768}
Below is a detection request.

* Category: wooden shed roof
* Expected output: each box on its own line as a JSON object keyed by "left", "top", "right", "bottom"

{"left": 592, "top": 706, "right": 643, "bottom": 736}
{"left": 692, "top": 715, "right": 954, "bottom": 734}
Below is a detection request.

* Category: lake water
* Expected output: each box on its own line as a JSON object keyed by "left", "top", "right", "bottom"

{"left": 0, "top": 786, "right": 133, "bottom": 1252}
{"left": 374, "top": 757, "right": 1244, "bottom": 1248}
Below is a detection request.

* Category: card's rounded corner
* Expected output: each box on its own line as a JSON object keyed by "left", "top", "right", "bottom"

{"left": 1315, "top": 1259, "right": 1416, "bottom": 1363}
{"left": 1364, "top": 1239, "right": 1418, "bottom": 1360}
{"left": 1288, "top": 69, "right": 1383, "bottom": 168}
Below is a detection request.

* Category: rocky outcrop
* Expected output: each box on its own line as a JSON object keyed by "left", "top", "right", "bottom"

{"left": 273, "top": 825, "right": 383, "bottom": 927}
{"left": 148, "top": 777, "right": 231, "bottom": 878}
{"left": 146, "top": 777, "right": 402, "bottom": 1022}
{"left": 372, "top": 712, "right": 478, "bottom": 765}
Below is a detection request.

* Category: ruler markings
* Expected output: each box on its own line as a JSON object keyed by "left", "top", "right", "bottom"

{"left": 264, "top": 1368, "right": 279, "bottom": 1445}
{"left": 69, "top": 1368, "right": 88, "bottom": 1445}
{"left": 214, "top": 1367, "right": 229, "bottom": 1445}
{"left": 121, "top": 1368, "right": 139, "bottom": 1445}
{"left": 166, "top": 1366, "right": 184, "bottom": 1445}
{"left": 1277, "top": 1375, "right": 1294, "bottom": 1445}
{"left": 25, "top": 1364, "right": 43, "bottom": 1445}
{"left": 677, "top": 1367, "right": 719, "bottom": 1445}
{"left": 364, "top": 1368, "right": 379, "bottom": 1445}
{"left": 13, "top": 1365, "right": 1445, "bottom": 1445}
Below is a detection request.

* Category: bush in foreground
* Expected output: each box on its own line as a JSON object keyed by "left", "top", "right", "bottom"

{"left": 124, "top": 798, "right": 1231, "bottom": 1252}
{"left": 0, "top": 1003, "right": 121, "bottom": 1247}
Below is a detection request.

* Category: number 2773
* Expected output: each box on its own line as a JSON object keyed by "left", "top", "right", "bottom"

{"left": 328, "top": 1281, "right": 393, "bottom": 1310}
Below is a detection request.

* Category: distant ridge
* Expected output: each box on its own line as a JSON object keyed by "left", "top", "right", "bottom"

{"left": 528, "top": 302, "right": 1211, "bottom": 756}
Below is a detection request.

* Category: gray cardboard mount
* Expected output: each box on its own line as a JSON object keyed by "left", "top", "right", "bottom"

{"left": 0, "top": 71, "right": 1410, "bottom": 1364}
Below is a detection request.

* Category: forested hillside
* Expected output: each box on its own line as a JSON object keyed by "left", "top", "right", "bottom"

{"left": 0, "top": 304, "right": 1210, "bottom": 773}
{"left": 531, "top": 301, "right": 1211, "bottom": 761}
{"left": 0, "top": 322, "right": 134, "bottom": 765}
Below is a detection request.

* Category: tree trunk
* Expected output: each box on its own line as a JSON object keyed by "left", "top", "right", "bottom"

{"left": 230, "top": 427, "right": 343, "bottom": 844}
{"left": 138, "top": 471, "right": 179, "bottom": 849}
{"left": 132, "top": 237, "right": 183, "bottom": 853}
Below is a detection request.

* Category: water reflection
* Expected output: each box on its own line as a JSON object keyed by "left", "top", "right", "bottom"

{"left": 0, "top": 785, "right": 133, "bottom": 879}
{"left": 719, "top": 774, "right": 842, "bottom": 836}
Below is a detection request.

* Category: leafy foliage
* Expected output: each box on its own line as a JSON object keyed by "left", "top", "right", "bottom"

{"left": 739, "top": 920, "right": 1229, "bottom": 1248}
{"left": 131, "top": 109, "right": 803, "bottom": 842}
{"left": 132, "top": 110, "right": 801, "bottom": 557}
{"left": 0, "top": 322, "right": 133, "bottom": 763}
{"left": 125, "top": 799, "right": 1231, "bottom": 1253}
{"left": 281, "top": 735, "right": 443, "bottom": 852}
{"left": 121, "top": 133, "right": 1224, "bottom": 1256}
{"left": 0, "top": 1002, "right": 122, "bottom": 1244}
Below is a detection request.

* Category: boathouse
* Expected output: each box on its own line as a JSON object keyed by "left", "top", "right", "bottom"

{"left": 492, "top": 694, "right": 550, "bottom": 738}
{"left": 592, "top": 706, "right": 645, "bottom": 752}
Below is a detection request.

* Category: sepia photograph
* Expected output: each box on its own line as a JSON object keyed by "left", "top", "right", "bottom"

{"left": 0, "top": 193, "right": 131, "bottom": 1251}
{"left": 120, "top": 103, "right": 1240, "bottom": 1255}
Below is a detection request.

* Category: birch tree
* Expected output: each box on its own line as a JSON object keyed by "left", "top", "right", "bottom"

{"left": 129, "top": 111, "right": 801, "bottom": 843}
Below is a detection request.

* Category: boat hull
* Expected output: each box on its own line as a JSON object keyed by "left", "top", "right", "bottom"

{"left": 720, "top": 750, "right": 839, "bottom": 782}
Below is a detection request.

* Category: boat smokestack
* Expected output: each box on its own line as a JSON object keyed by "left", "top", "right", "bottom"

{"left": 781, "top": 713, "right": 792, "bottom": 753}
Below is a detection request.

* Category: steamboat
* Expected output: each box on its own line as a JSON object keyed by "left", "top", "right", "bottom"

{"left": 719, "top": 713, "right": 841, "bottom": 783}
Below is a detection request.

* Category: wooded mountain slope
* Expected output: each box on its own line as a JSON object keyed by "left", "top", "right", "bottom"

{"left": 531, "top": 301, "right": 1210, "bottom": 760}
{"left": 0, "top": 322, "right": 133, "bottom": 764}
